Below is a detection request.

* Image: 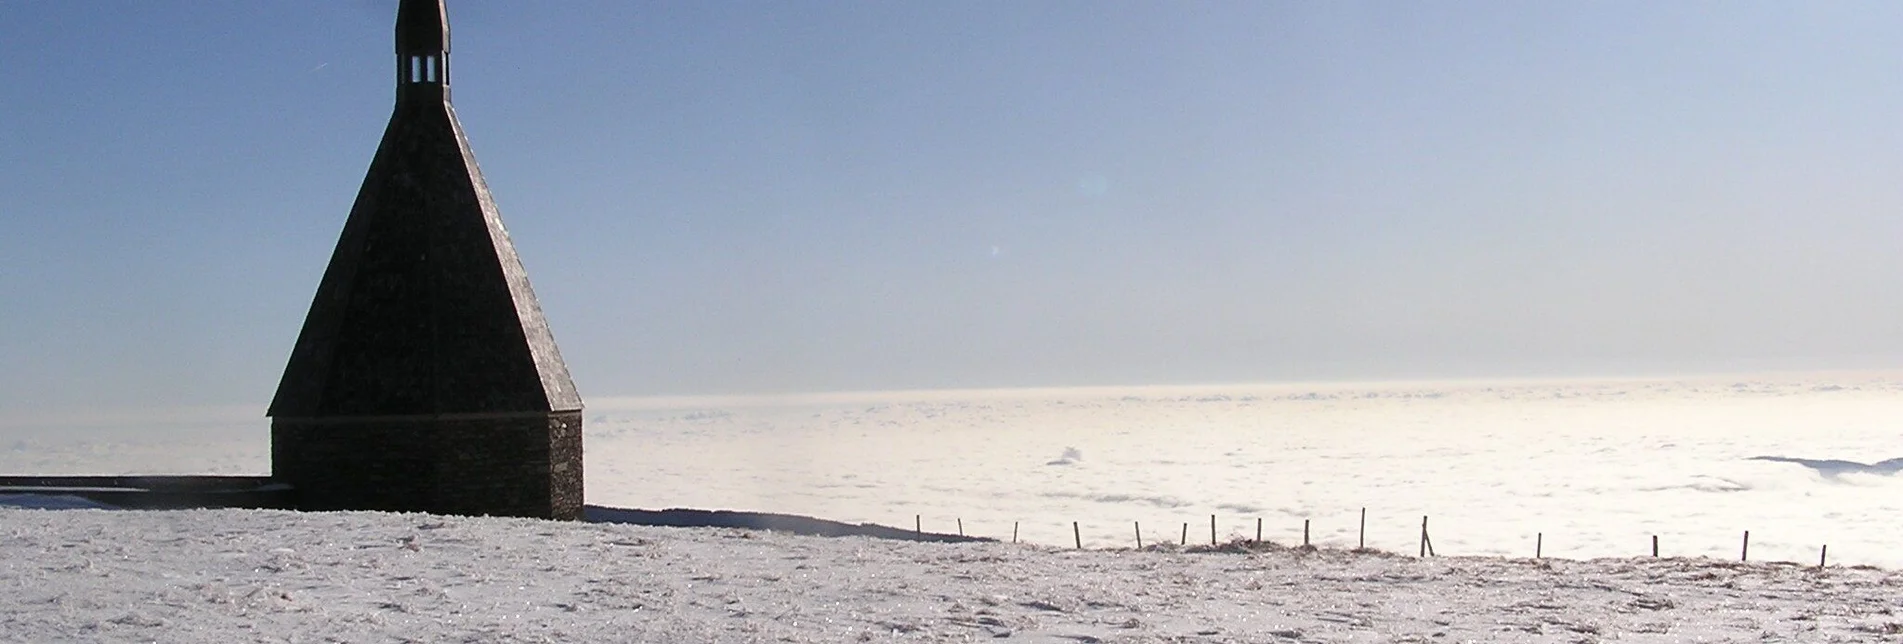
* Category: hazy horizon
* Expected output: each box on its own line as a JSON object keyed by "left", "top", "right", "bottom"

{"left": 5, "top": 2, "right": 1902, "bottom": 419}
{"left": 5, "top": 368, "right": 1897, "bottom": 432}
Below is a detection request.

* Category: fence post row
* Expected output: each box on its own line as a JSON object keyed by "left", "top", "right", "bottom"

{"left": 930, "top": 513, "right": 1838, "bottom": 568}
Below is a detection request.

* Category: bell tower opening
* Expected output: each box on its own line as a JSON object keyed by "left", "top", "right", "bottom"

{"left": 403, "top": 55, "right": 443, "bottom": 84}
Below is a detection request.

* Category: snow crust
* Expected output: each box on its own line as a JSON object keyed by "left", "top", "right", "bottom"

{"left": 4, "top": 508, "right": 1901, "bottom": 643}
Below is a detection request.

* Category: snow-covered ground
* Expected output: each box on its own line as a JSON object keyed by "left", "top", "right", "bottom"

{"left": 4, "top": 508, "right": 1901, "bottom": 643}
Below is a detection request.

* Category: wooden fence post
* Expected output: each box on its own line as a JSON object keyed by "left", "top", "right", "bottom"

{"left": 1741, "top": 530, "right": 1750, "bottom": 562}
{"left": 1074, "top": 522, "right": 1082, "bottom": 550}
{"left": 1134, "top": 521, "right": 1142, "bottom": 549}
{"left": 1303, "top": 519, "right": 1310, "bottom": 546}
{"left": 1535, "top": 532, "right": 1542, "bottom": 559}
{"left": 1210, "top": 515, "right": 1217, "bottom": 546}
{"left": 1358, "top": 508, "right": 1366, "bottom": 550}
{"left": 1418, "top": 516, "right": 1435, "bottom": 557}
{"left": 1418, "top": 516, "right": 1426, "bottom": 557}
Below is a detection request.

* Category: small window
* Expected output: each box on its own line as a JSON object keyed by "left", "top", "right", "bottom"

{"left": 409, "top": 56, "right": 423, "bottom": 83}
{"left": 425, "top": 56, "right": 437, "bottom": 82}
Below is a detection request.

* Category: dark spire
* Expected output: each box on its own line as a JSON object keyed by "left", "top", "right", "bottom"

{"left": 395, "top": 0, "right": 449, "bottom": 90}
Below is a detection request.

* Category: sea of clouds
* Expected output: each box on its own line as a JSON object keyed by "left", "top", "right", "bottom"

{"left": 7, "top": 372, "right": 1903, "bottom": 567}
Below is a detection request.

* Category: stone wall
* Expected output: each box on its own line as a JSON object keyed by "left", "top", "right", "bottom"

{"left": 273, "top": 411, "right": 582, "bottom": 520}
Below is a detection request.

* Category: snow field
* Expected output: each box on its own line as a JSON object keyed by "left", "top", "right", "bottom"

{"left": 4, "top": 508, "right": 1903, "bottom": 643}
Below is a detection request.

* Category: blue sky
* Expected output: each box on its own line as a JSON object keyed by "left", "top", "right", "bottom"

{"left": 3, "top": 1, "right": 1902, "bottom": 418}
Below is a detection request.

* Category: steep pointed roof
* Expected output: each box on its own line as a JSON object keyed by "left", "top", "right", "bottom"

{"left": 269, "top": 1, "right": 579, "bottom": 418}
